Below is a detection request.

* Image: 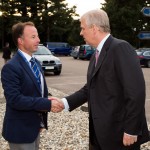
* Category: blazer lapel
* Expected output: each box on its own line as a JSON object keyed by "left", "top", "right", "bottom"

{"left": 16, "top": 52, "right": 42, "bottom": 94}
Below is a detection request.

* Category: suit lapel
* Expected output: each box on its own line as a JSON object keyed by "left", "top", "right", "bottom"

{"left": 92, "top": 35, "right": 113, "bottom": 78}
{"left": 93, "top": 48, "right": 107, "bottom": 76}
{"left": 88, "top": 54, "right": 95, "bottom": 77}
{"left": 16, "top": 52, "right": 42, "bottom": 94}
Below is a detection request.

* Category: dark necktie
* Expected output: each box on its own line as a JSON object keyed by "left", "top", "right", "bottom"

{"left": 30, "top": 57, "right": 41, "bottom": 88}
{"left": 95, "top": 49, "right": 99, "bottom": 66}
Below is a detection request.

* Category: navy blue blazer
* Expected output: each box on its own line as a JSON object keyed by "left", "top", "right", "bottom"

{"left": 1, "top": 51, "right": 51, "bottom": 143}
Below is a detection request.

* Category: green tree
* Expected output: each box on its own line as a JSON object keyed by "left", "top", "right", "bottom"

{"left": 102, "top": 0, "right": 150, "bottom": 47}
{"left": 39, "top": 0, "right": 79, "bottom": 43}
{"left": 0, "top": 0, "right": 79, "bottom": 48}
{"left": 67, "top": 19, "right": 84, "bottom": 46}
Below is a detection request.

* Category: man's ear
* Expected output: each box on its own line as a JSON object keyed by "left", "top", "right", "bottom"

{"left": 93, "top": 24, "right": 99, "bottom": 31}
{"left": 18, "top": 37, "right": 23, "bottom": 45}
{"left": 92, "top": 24, "right": 100, "bottom": 34}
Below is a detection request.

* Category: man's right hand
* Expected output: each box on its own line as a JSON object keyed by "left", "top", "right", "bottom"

{"left": 49, "top": 97, "right": 64, "bottom": 113}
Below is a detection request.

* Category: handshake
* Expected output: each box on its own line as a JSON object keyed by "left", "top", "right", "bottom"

{"left": 49, "top": 97, "right": 65, "bottom": 113}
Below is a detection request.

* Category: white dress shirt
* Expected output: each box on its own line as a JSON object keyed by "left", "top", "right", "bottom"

{"left": 18, "top": 50, "right": 44, "bottom": 97}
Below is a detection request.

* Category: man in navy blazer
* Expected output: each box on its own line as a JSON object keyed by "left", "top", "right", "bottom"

{"left": 52, "top": 9, "right": 150, "bottom": 150}
{"left": 1, "top": 22, "right": 63, "bottom": 150}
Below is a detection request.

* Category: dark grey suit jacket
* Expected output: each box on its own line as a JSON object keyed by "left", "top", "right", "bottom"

{"left": 66, "top": 35, "right": 149, "bottom": 149}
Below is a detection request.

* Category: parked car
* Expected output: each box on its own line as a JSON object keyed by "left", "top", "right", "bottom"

{"left": 33, "top": 45, "right": 62, "bottom": 75}
{"left": 137, "top": 48, "right": 150, "bottom": 51}
{"left": 44, "top": 42, "right": 72, "bottom": 56}
{"left": 136, "top": 50, "right": 150, "bottom": 68}
{"left": 71, "top": 46, "right": 80, "bottom": 59}
{"left": 78, "top": 44, "right": 96, "bottom": 60}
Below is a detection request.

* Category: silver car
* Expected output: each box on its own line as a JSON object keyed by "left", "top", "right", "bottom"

{"left": 33, "top": 45, "right": 62, "bottom": 75}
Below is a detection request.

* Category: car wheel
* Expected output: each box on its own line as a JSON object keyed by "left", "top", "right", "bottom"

{"left": 147, "top": 61, "right": 150, "bottom": 68}
{"left": 54, "top": 71, "right": 61, "bottom": 75}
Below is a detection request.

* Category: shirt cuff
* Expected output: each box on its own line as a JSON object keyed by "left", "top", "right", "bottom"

{"left": 124, "top": 132, "right": 137, "bottom": 137}
{"left": 61, "top": 98, "right": 69, "bottom": 111}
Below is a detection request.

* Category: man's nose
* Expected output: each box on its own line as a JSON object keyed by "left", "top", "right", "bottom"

{"left": 37, "top": 37, "right": 40, "bottom": 43}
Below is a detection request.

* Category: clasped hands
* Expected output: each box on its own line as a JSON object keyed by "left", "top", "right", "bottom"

{"left": 49, "top": 97, "right": 64, "bottom": 113}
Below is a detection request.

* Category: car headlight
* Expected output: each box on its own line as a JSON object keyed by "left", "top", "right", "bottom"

{"left": 55, "top": 59, "right": 61, "bottom": 64}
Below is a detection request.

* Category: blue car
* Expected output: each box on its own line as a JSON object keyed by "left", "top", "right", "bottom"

{"left": 78, "top": 44, "right": 96, "bottom": 60}
{"left": 44, "top": 42, "right": 72, "bottom": 56}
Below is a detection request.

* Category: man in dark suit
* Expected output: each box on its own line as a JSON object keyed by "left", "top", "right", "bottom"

{"left": 1, "top": 22, "right": 63, "bottom": 150}
{"left": 51, "top": 9, "right": 149, "bottom": 150}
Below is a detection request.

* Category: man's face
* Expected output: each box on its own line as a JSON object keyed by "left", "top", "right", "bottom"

{"left": 80, "top": 19, "right": 93, "bottom": 45}
{"left": 19, "top": 25, "right": 40, "bottom": 55}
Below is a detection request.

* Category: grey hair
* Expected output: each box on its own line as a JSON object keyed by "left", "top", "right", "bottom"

{"left": 80, "top": 9, "right": 111, "bottom": 33}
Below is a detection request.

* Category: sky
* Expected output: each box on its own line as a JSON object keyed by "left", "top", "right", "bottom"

{"left": 66, "top": 0, "right": 105, "bottom": 17}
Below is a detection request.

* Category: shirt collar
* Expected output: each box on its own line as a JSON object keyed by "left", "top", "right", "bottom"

{"left": 97, "top": 34, "right": 110, "bottom": 53}
{"left": 18, "top": 49, "right": 32, "bottom": 62}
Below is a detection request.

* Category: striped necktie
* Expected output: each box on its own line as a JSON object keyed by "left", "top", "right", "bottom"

{"left": 95, "top": 49, "right": 99, "bottom": 66}
{"left": 30, "top": 57, "right": 41, "bottom": 88}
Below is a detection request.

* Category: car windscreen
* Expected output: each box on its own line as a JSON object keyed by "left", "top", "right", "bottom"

{"left": 86, "top": 46, "right": 95, "bottom": 51}
{"left": 34, "top": 46, "right": 52, "bottom": 55}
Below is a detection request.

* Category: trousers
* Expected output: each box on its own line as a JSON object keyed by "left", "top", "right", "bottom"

{"left": 9, "top": 133, "right": 40, "bottom": 150}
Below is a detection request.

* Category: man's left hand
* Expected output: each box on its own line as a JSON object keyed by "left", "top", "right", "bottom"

{"left": 123, "top": 133, "right": 137, "bottom": 146}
